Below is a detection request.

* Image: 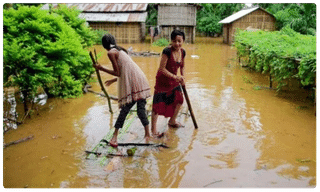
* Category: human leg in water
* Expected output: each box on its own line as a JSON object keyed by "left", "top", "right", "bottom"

{"left": 168, "top": 103, "right": 184, "bottom": 128}
{"left": 111, "top": 101, "right": 136, "bottom": 147}
{"left": 136, "top": 99, "right": 151, "bottom": 139}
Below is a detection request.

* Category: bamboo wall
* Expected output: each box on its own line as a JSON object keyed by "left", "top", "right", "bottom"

{"left": 160, "top": 26, "right": 195, "bottom": 44}
{"left": 89, "top": 22, "right": 145, "bottom": 43}
{"left": 224, "top": 9, "right": 276, "bottom": 45}
{"left": 158, "top": 5, "right": 197, "bottom": 26}
{"left": 157, "top": 4, "right": 197, "bottom": 44}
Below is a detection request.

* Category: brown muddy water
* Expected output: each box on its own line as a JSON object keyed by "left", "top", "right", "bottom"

{"left": 3, "top": 37, "right": 316, "bottom": 188}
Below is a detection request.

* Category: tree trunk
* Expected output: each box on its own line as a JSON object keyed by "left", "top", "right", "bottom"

{"left": 21, "top": 90, "right": 29, "bottom": 116}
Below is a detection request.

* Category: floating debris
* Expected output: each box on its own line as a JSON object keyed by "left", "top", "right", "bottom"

{"left": 128, "top": 47, "right": 160, "bottom": 57}
{"left": 191, "top": 55, "right": 200, "bottom": 59}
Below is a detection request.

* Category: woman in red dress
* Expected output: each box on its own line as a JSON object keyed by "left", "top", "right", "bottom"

{"left": 151, "top": 30, "right": 186, "bottom": 137}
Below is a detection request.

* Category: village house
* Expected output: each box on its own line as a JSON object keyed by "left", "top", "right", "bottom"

{"left": 156, "top": 3, "right": 201, "bottom": 44}
{"left": 42, "top": 3, "right": 148, "bottom": 43}
{"left": 219, "top": 6, "right": 276, "bottom": 45}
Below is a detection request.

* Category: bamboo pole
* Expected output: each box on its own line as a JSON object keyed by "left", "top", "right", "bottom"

{"left": 100, "top": 139, "right": 169, "bottom": 148}
{"left": 180, "top": 84, "right": 198, "bottom": 129}
{"left": 89, "top": 51, "right": 113, "bottom": 114}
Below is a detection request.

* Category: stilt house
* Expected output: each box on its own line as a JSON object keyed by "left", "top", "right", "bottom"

{"left": 43, "top": 3, "right": 148, "bottom": 43}
{"left": 156, "top": 3, "right": 201, "bottom": 44}
{"left": 219, "top": 6, "right": 276, "bottom": 45}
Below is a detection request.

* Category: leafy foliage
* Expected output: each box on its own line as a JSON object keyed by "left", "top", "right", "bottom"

{"left": 234, "top": 27, "right": 316, "bottom": 90}
{"left": 152, "top": 38, "right": 170, "bottom": 47}
{"left": 197, "top": 3, "right": 244, "bottom": 35}
{"left": 146, "top": 3, "right": 158, "bottom": 27}
{"left": 3, "top": 5, "right": 95, "bottom": 104}
{"left": 51, "top": 4, "right": 96, "bottom": 48}
{"left": 255, "top": 3, "right": 316, "bottom": 35}
{"left": 92, "top": 29, "right": 109, "bottom": 45}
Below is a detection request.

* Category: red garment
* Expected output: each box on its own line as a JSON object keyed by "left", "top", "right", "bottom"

{"left": 152, "top": 86, "right": 184, "bottom": 117}
{"left": 152, "top": 47, "right": 185, "bottom": 117}
{"left": 154, "top": 47, "right": 185, "bottom": 92}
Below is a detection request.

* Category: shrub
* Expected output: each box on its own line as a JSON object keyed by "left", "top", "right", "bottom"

{"left": 51, "top": 4, "right": 96, "bottom": 48}
{"left": 152, "top": 38, "right": 170, "bottom": 47}
{"left": 234, "top": 27, "right": 316, "bottom": 90}
{"left": 92, "top": 29, "right": 109, "bottom": 45}
{"left": 3, "top": 5, "right": 95, "bottom": 107}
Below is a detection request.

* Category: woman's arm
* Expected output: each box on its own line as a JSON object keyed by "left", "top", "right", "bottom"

{"left": 180, "top": 65, "right": 184, "bottom": 76}
{"left": 94, "top": 50, "right": 120, "bottom": 77}
{"left": 105, "top": 78, "right": 118, "bottom": 87}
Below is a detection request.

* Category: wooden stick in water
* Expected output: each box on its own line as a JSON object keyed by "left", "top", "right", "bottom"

{"left": 89, "top": 50, "right": 113, "bottom": 114}
{"left": 3, "top": 135, "right": 34, "bottom": 148}
{"left": 181, "top": 84, "right": 198, "bottom": 129}
{"left": 100, "top": 139, "right": 169, "bottom": 148}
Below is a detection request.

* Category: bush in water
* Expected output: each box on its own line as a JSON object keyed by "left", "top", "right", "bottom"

{"left": 3, "top": 5, "right": 95, "bottom": 107}
{"left": 51, "top": 4, "right": 96, "bottom": 48}
{"left": 234, "top": 27, "right": 316, "bottom": 90}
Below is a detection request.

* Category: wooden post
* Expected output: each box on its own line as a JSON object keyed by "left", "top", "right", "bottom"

{"left": 89, "top": 51, "right": 113, "bottom": 114}
{"left": 181, "top": 84, "right": 198, "bottom": 129}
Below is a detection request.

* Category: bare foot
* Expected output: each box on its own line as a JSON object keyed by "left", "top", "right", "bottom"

{"left": 168, "top": 121, "right": 184, "bottom": 128}
{"left": 144, "top": 135, "right": 151, "bottom": 143}
{"left": 152, "top": 132, "right": 165, "bottom": 138}
{"left": 109, "top": 136, "right": 118, "bottom": 148}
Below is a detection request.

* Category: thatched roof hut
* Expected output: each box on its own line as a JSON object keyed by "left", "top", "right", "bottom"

{"left": 219, "top": 6, "right": 276, "bottom": 45}
{"left": 156, "top": 3, "right": 201, "bottom": 44}
{"left": 43, "top": 3, "right": 148, "bottom": 43}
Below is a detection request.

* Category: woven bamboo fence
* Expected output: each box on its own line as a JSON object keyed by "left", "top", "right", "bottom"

{"left": 89, "top": 22, "right": 144, "bottom": 43}
{"left": 160, "top": 26, "right": 195, "bottom": 44}
{"left": 157, "top": 4, "right": 198, "bottom": 43}
{"left": 158, "top": 5, "right": 197, "bottom": 26}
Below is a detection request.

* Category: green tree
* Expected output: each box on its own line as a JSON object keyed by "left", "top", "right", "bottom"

{"left": 3, "top": 5, "right": 95, "bottom": 113}
{"left": 146, "top": 3, "right": 158, "bottom": 27}
{"left": 51, "top": 4, "right": 95, "bottom": 48}
{"left": 197, "top": 3, "right": 244, "bottom": 36}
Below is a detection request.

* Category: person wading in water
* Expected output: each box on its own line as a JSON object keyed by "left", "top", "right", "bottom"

{"left": 151, "top": 29, "right": 186, "bottom": 136}
{"left": 93, "top": 34, "right": 152, "bottom": 147}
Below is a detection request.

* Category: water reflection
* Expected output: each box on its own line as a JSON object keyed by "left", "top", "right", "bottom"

{"left": 3, "top": 90, "right": 18, "bottom": 131}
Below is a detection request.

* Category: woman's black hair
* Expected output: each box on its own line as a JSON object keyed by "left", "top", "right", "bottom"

{"left": 171, "top": 29, "right": 185, "bottom": 41}
{"left": 102, "top": 34, "right": 128, "bottom": 54}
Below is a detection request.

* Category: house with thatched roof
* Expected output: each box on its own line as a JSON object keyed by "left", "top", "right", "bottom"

{"left": 42, "top": 3, "right": 148, "bottom": 43}
{"left": 219, "top": 6, "right": 276, "bottom": 45}
{"left": 156, "top": 3, "right": 201, "bottom": 44}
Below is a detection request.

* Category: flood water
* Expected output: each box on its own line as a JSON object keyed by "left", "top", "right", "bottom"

{"left": 3, "top": 37, "right": 316, "bottom": 188}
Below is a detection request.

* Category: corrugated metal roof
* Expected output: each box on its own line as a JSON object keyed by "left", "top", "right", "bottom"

{"left": 219, "top": 6, "right": 260, "bottom": 24}
{"left": 42, "top": 3, "right": 148, "bottom": 12}
{"left": 79, "top": 12, "right": 148, "bottom": 22}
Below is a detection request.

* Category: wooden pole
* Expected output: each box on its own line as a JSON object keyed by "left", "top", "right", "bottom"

{"left": 89, "top": 51, "right": 113, "bottom": 114}
{"left": 180, "top": 84, "right": 198, "bottom": 129}
{"left": 4, "top": 135, "right": 34, "bottom": 148}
